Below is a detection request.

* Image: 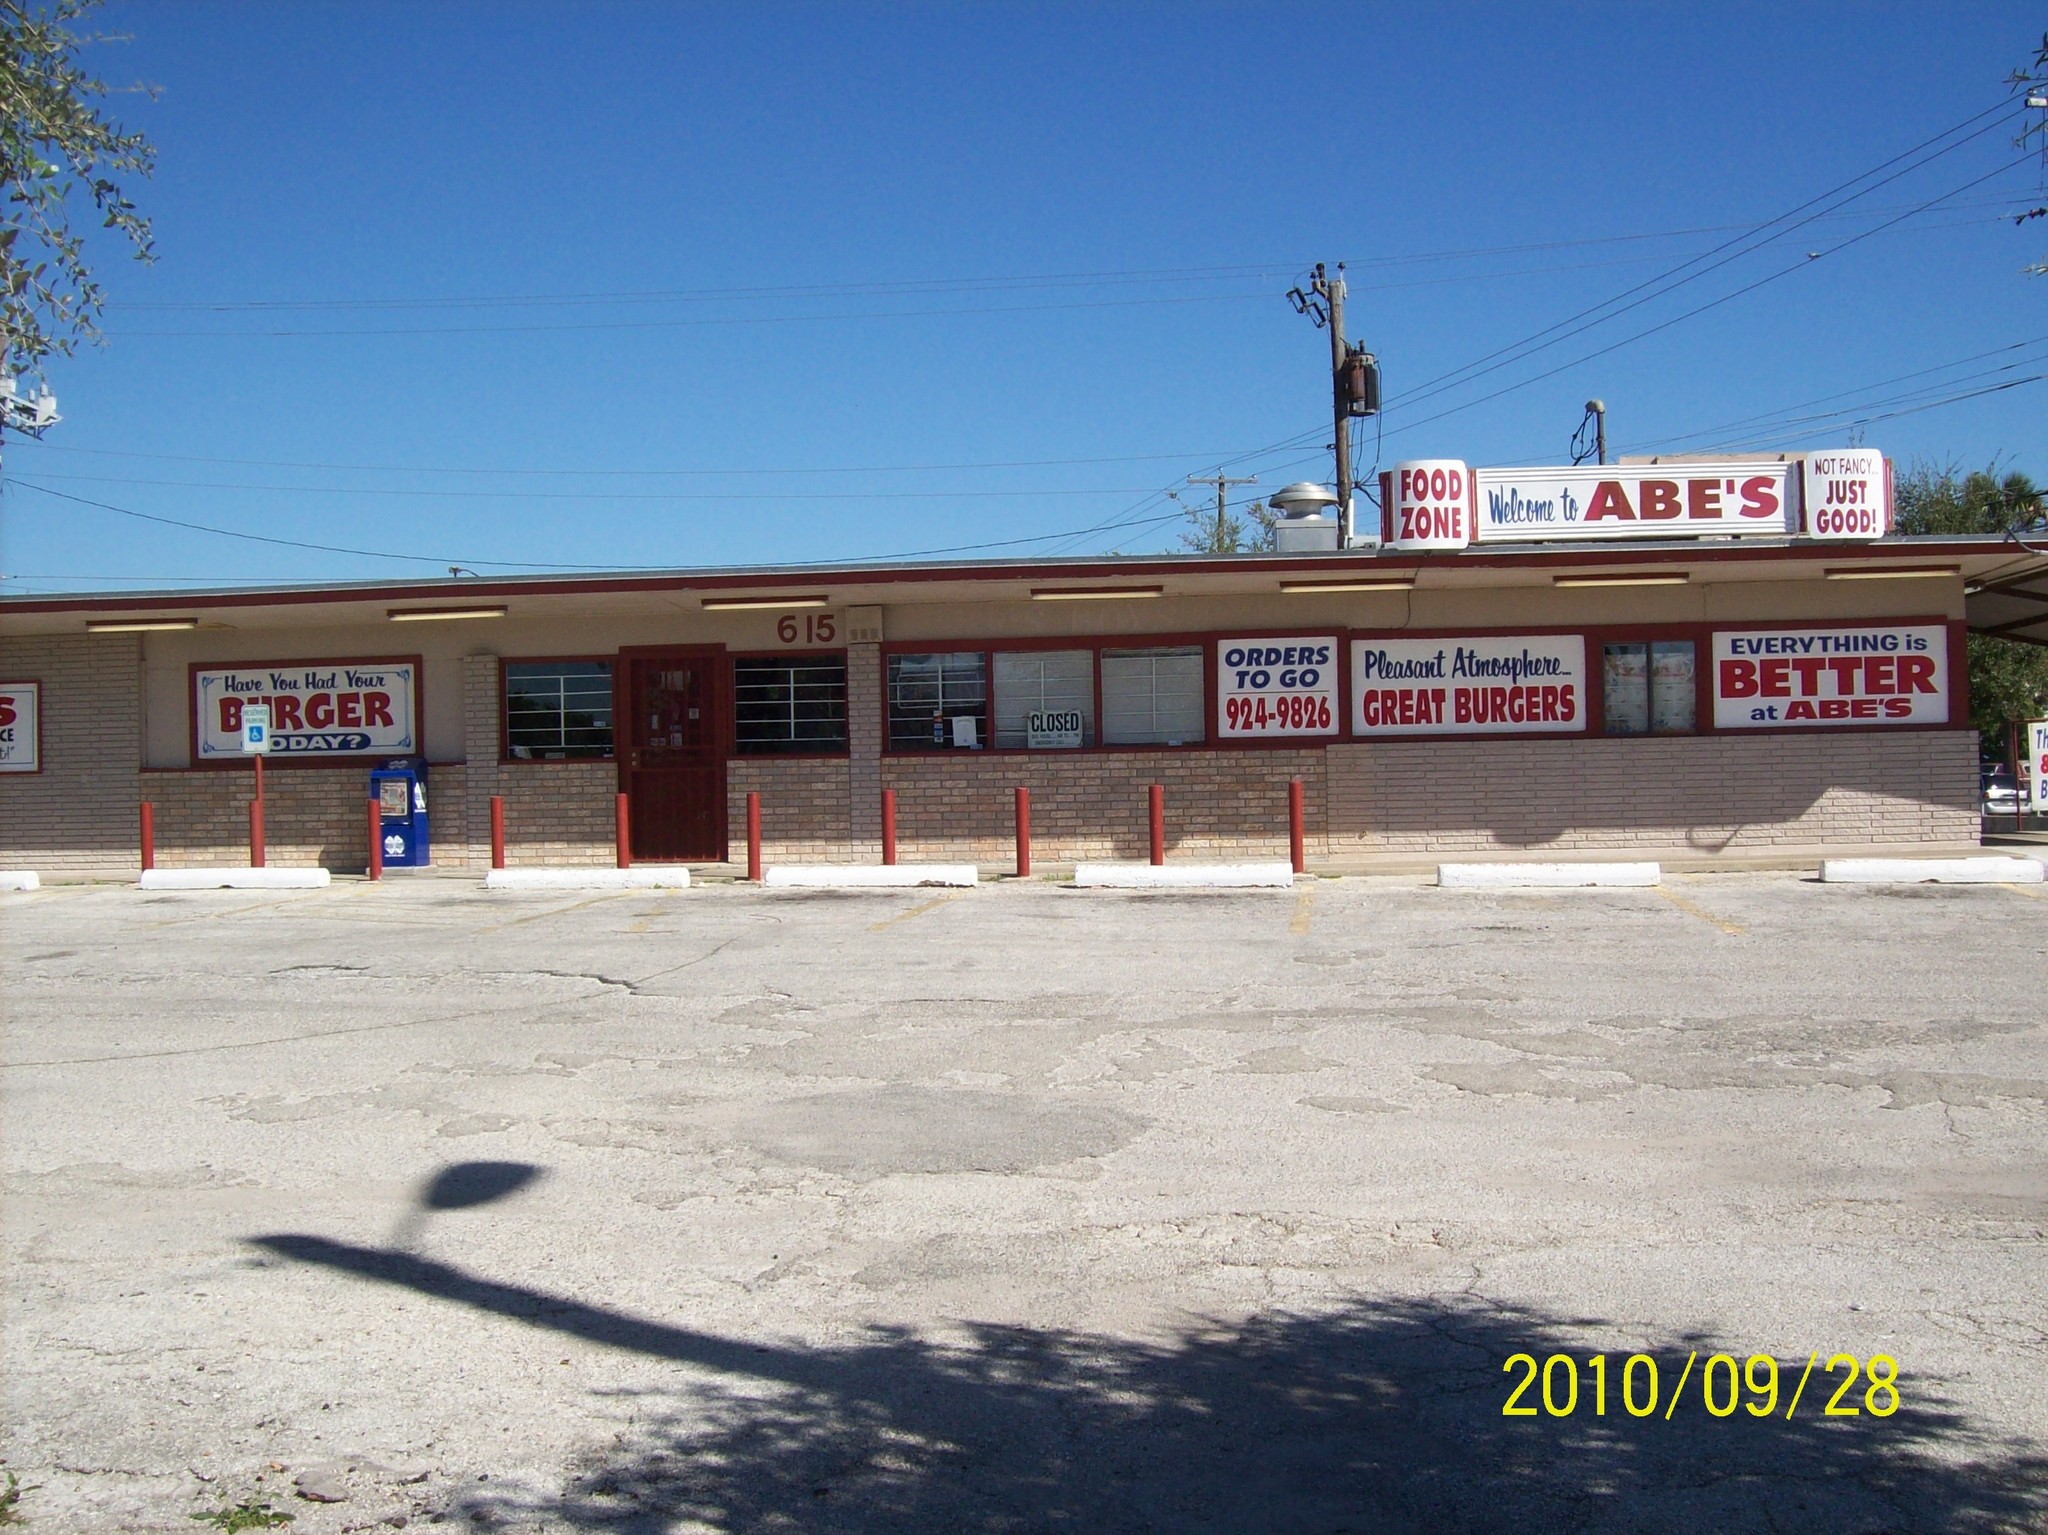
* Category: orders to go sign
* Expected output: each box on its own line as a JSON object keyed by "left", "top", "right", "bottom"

{"left": 1216, "top": 636, "right": 1340, "bottom": 737}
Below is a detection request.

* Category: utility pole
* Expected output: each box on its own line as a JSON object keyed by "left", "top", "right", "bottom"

{"left": 1322, "top": 267, "right": 1351, "bottom": 546}
{"left": 1288, "top": 263, "right": 1379, "bottom": 547}
{"left": 1572, "top": 399, "right": 1607, "bottom": 466}
{"left": 1186, "top": 471, "right": 1258, "bottom": 552}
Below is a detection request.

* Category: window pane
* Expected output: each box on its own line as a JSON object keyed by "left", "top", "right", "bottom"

{"left": 1101, "top": 646, "right": 1204, "bottom": 746}
{"left": 734, "top": 657, "right": 847, "bottom": 755}
{"left": 888, "top": 652, "right": 988, "bottom": 750}
{"left": 1650, "top": 640, "right": 1697, "bottom": 733}
{"left": 1602, "top": 644, "right": 1650, "bottom": 735}
{"left": 504, "top": 661, "right": 614, "bottom": 760}
{"left": 993, "top": 650, "right": 1094, "bottom": 748}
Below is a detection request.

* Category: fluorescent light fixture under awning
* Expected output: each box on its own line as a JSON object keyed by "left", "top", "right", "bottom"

{"left": 699, "top": 594, "right": 830, "bottom": 610}
{"left": 1823, "top": 566, "right": 1960, "bottom": 581}
{"left": 1029, "top": 585, "right": 1163, "bottom": 601}
{"left": 1551, "top": 573, "right": 1689, "bottom": 588}
{"left": 84, "top": 617, "right": 199, "bottom": 632}
{"left": 1280, "top": 576, "right": 1416, "bottom": 593}
{"left": 387, "top": 605, "right": 508, "bottom": 621}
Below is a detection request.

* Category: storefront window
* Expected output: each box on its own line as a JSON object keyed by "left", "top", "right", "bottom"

{"left": 888, "top": 652, "right": 988, "bottom": 750}
{"left": 993, "top": 649, "right": 1095, "bottom": 748}
{"left": 734, "top": 656, "right": 847, "bottom": 754}
{"left": 1602, "top": 640, "right": 1696, "bottom": 735}
{"left": 505, "top": 661, "right": 614, "bottom": 759}
{"left": 1102, "top": 646, "right": 1204, "bottom": 746}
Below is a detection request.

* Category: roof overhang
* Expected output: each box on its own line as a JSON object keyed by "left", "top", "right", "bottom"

{"left": 0, "top": 536, "right": 2032, "bottom": 636}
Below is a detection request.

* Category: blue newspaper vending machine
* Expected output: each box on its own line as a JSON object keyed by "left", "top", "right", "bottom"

{"left": 370, "top": 757, "right": 431, "bottom": 868}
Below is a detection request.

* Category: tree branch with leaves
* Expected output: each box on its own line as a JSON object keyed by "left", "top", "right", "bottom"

{"left": 1, "top": 0, "right": 155, "bottom": 383}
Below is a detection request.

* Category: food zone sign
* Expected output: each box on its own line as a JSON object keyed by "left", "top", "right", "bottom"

{"left": 195, "top": 662, "right": 418, "bottom": 759}
{"left": 1711, "top": 626, "right": 1948, "bottom": 728}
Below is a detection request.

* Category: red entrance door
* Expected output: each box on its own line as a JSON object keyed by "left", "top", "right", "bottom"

{"left": 622, "top": 650, "right": 727, "bottom": 861}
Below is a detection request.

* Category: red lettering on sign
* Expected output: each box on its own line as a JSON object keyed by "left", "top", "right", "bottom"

{"left": 1864, "top": 657, "right": 1895, "bottom": 694}
{"left": 306, "top": 693, "right": 334, "bottom": 729}
{"left": 1786, "top": 700, "right": 1817, "bottom": 719}
{"left": 1897, "top": 655, "right": 1937, "bottom": 694}
{"left": 1739, "top": 476, "right": 1780, "bottom": 518}
{"left": 220, "top": 698, "right": 243, "bottom": 732}
{"left": 1640, "top": 480, "right": 1681, "bottom": 520}
{"left": 338, "top": 693, "right": 362, "bottom": 728}
{"left": 1883, "top": 698, "right": 1911, "bottom": 718}
{"left": 1760, "top": 659, "right": 1791, "bottom": 697}
{"left": 1687, "top": 479, "right": 1723, "bottom": 520}
{"left": 0, "top": 698, "right": 16, "bottom": 729}
{"left": 1719, "top": 659, "right": 1757, "bottom": 697}
{"left": 364, "top": 692, "right": 394, "bottom": 728}
{"left": 1585, "top": 481, "right": 1635, "bottom": 521}
{"left": 273, "top": 695, "right": 302, "bottom": 729}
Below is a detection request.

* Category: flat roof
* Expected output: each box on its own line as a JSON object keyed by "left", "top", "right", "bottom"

{"left": 3, "top": 535, "right": 2044, "bottom": 634}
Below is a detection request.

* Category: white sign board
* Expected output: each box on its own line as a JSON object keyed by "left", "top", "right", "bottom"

{"left": 1711, "top": 625, "right": 1949, "bottom": 729}
{"left": 1380, "top": 461, "right": 1475, "bottom": 551}
{"left": 0, "top": 681, "right": 40, "bottom": 773}
{"left": 1800, "top": 450, "right": 1890, "bottom": 540}
{"left": 240, "top": 702, "right": 273, "bottom": 755}
{"left": 1025, "top": 709, "right": 1084, "bottom": 749}
{"left": 2029, "top": 720, "right": 2048, "bottom": 812}
{"left": 1351, "top": 635, "right": 1586, "bottom": 735}
{"left": 1473, "top": 462, "right": 1794, "bottom": 543}
{"left": 1217, "top": 637, "right": 1340, "bottom": 737}
{"left": 195, "top": 662, "right": 418, "bottom": 760}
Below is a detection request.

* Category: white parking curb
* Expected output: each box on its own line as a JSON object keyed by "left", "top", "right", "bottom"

{"left": 765, "top": 864, "right": 979, "bottom": 888}
{"left": 0, "top": 871, "right": 40, "bottom": 892}
{"left": 1072, "top": 862, "right": 1296, "bottom": 889}
{"left": 139, "top": 867, "right": 331, "bottom": 890}
{"left": 483, "top": 867, "right": 692, "bottom": 890}
{"left": 1438, "top": 862, "right": 1661, "bottom": 889}
{"left": 1819, "top": 856, "right": 2045, "bottom": 885}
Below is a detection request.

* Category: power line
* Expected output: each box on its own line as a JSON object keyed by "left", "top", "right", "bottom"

{"left": 1380, "top": 101, "right": 2027, "bottom": 419}
{"left": 11, "top": 472, "right": 1196, "bottom": 503}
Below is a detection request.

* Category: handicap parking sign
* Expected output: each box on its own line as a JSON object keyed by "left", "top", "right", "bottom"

{"left": 240, "top": 703, "right": 272, "bottom": 755}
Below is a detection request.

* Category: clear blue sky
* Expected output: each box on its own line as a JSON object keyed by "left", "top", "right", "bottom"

{"left": 2, "top": 1, "right": 2044, "bottom": 592}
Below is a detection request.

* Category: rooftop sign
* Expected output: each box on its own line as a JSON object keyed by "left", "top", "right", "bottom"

{"left": 1380, "top": 451, "right": 1888, "bottom": 552}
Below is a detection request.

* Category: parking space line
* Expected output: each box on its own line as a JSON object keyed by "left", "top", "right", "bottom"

{"left": 1656, "top": 886, "right": 1744, "bottom": 935}
{"left": 1290, "top": 887, "right": 1314, "bottom": 935}
{"left": 2003, "top": 882, "right": 2045, "bottom": 902}
{"left": 869, "top": 891, "right": 964, "bottom": 931}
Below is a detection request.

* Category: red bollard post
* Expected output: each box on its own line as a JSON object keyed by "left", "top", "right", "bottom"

{"left": 1149, "top": 783, "right": 1164, "bottom": 866}
{"left": 1014, "top": 786, "right": 1031, "bottom": 878}
{"left": 250, "top": 755, "right": 266, "bottom": 868}
{"left": 139, "top": 801, "right": 155, "bottom": 873}
{"left": 489, "top": 795, "right": 506, "bottom": 870}
{"left": 1289, "top": 778, "right": 1305, "bottom": 876}
{"left": 367, "top": 798, "right": 383, "bottom": 880}
{"left": 746, "top": 791, "right": 762, "bottom": 881}
{"left": 881, "top": 788, "right": 897, "bottom": 865}
{"left": 616, "top": 792, "right": 631, "bottom": 868}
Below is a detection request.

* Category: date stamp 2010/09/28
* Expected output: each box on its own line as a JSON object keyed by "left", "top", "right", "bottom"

{"left": 1502, "top": 1352, "right": 1899, "bottom": 1421}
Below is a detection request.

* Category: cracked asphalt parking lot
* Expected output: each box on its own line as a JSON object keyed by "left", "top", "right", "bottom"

{"left": 3, "top": 872, "right": 2046, "bottom": 1533}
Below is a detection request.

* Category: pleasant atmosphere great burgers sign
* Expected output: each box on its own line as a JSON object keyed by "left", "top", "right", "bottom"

{"left": 194, "top": 662, "right": 418, "bottom": 759}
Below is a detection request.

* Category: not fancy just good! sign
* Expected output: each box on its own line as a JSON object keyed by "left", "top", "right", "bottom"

{"left": 194, "top": 661, "right": 419, "bottom": 759}
{"left": 1350, "top": 635, "right": 1586, "bottom": 736}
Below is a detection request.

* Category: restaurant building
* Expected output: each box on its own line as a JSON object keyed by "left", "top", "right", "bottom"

{"left": 5, "top": 449, "right": 2043, "bottom": 876}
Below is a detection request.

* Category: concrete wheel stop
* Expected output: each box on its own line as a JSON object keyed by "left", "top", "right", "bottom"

{"left": 1437, "top": 862, "right": 1662, "bottom": 889}
{"left": 765, "top": 864, "right": 979, "bottom": 888}
{"left": 0, "top": 871, "right": 41, "bottom": 892}
{"left": 1072, "top": 862, "right": 1296, "bottom": 889}
{"left": 483, "top": 867, "right": 692, "bottom": 890}
{"left": 1818, "top": 856, "right": 2045, "bottom": 885}
{"left": 138, "top": 867, "right": 331, "bottom": 890}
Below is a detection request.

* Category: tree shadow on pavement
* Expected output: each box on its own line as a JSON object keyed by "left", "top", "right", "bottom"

{"left": 248, "top": 1232, "right": 2048, "bottom": 1535}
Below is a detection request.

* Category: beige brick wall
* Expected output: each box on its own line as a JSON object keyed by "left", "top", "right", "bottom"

{"left": 1326, "top": 730, "right": 1980, "bottom": 855}
{"left": 137, "top": 762, "right": 471, "bottom": 871}
{"left": 489, "top": 761, "right": 617, "bottom": 866}
{"left": 727, "top": 757, "right": 852, "bottom": 861}
{"left": 882, "top": 749, "right": 1327, "bottom": 864}
{"left": 0, "top": 634, "right": 142, "bottom": 874}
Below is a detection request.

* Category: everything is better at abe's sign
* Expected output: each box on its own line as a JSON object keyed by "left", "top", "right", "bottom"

{"left": 195, "top": 662, "right": 418, "bottom": 760}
